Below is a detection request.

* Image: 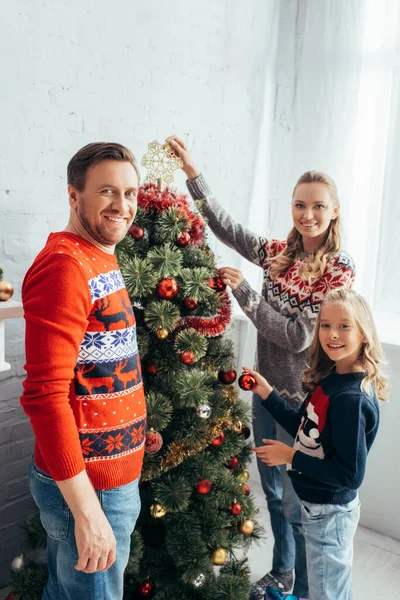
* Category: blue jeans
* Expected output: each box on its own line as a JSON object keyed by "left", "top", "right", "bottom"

{"left": 252, "top": 394, "right": 308, "bottom": 598}
{"left": 301, "top": 495, "right": 360, "bottom": 600}
{"left": 28, "top": 458, "right": 141, "bottom": 600}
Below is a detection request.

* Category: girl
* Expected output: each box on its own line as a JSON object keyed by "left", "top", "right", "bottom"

{"left": 167, "top": 135, "right": 355, "bottom": 599}
{"left": 247, "top": 288, "right": 387, "bottom": 600}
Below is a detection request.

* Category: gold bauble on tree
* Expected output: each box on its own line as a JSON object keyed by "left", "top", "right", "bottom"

{"left": 149, "top": 503, "right": 166, "bottom": 519}
{"left": 233, "top": 420, "right": 243, "bottom": 434}
{"left": 156, "top": 327, "right": 169, "bottom": 340}
{"left": 210, "top": 547, "right": 227, "bottom": 565}
{"left": 0, "top": 280, "right": 14, "bottom": 301}
{"left": 238, "top": 519, "right": 255, "bottom": 536}
{"left": 238, "top": 469, "right": 250, "bottom": 484}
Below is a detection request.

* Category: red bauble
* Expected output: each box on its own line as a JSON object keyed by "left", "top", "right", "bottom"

{"left": 157, "top": 278, "right": 179, "bottom": 300}
{"left": 214, "top": 275, "right": 227, "bottom": 292}
{"left": 211, "top": 432, "right": 225, "bottom": 447}
{"left": 206, "top": 277, "right": 216, "bottom": 289}
{"left": 144, "top": 429, "right": 163, "bottom": 454}
{"left": 242, "top": 484, "right": 251, "bottom": 496}
{"left": 230, "top": 501, "right": 243, "bottom": 516}
{"left": 179, "top": 350, "right": 195, "bottom": 365}
{"left": 218, "top": 369, "right": 237, "bottom": 384}
{"left": 146, "top": 363, "right": 158, "bottom": 376}
{"left": 227, "top": 456, "right": 240, "bottom": 469}
{"left": 176, "top": 231, "right": 191, "bottom": 246}
{"left": 138, "top": 581, "right": 154, "bottom": 597}
{"left": 196, "top": 478, "right": 212, "bottom": 495}
{"left": 238, "top": 373, "right": 256, "bottom": 391}
{"left": 128, "top": 223, "right": 144, "bottom": 240}
{"left": 183, "top": 297, "right": 199, "bottom": 311}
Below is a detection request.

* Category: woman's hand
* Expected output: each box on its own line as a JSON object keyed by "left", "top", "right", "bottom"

{"left": 166, "top": 136, "right": 200, "bottom": 180}
{"left": 219, "top": 267, "right": 244, "bottom": 291}
{"left": 253, "top": 439, "right": 296, "bottom": 467}
{"left": 241, "top": 366, "right": 273, "bottom": 400}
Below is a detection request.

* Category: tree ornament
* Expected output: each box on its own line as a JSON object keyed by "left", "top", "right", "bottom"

{"left": 196, "top": 478, "right": 212, "bottom": 495}
{"left": 191, "top": 573, "right": 206, "bottom": 587}
{"left": 206, "top": 277, "right": 216, "bottom": 289}
{"left": 238, "top": 518, "right": 255, "bottom": 536}
{"left": 214, "top": 275, "right": 227, "bottom": 292}
{"left": 227, "top": 456, "right": 240, "bottom": 469}
{"left": 157, "top": 278, "right": 179, "bottom": 300}
{"left": 196, "top": 404, "right": 211, "bottom": 419}
{"left": 238, "top": 373, "right": 256, "bottom": 391}
{"left": 128, "top": 223, "right": 144, "bottom": 240}
{"left": 218, "top": 369, "right": 237, "bottom": 384}
{"left": 241, "top": 426, "right": 251, "bottom": 440}
{"left": 146, "top": 363, "right": 158, "bottom": 376}
{"left": 11, "top": 554, "right": 26, "bottom": 573}
{"left": 0, "top": 280, "right": 14, "bottom": 301}
{"left": 210, "top": 547, "right": 227, "bottom": 565}
{"left": 194, "top": 214, "right": 205, "bottom": 228}
{"left": 156, "top": 327, "right": 169, "bottom": 340}
{"left": 211, "top": 432, "right": 225, "bottom": 447}
{"left": 142, "top": 140, "right": 183, "bottom": 185}
{"left": 238, "top": 469, "right": 250, "bottom": 484}
{"left": 183, "top": 297, "right": 199, "bottom": 311}
{"left": 138, "top": 581, "right": 154, "bottom": 596}
{"left": 145, "top": 429, "right": 163, "bottom": 454}
{"left": 233, "top": 420, "right": 243, "bottom": 433}
{"left": 242, "top": 484, "right": 251, "bottom": 496}
{"left": 176, "top": 231, "right": 191, "bottom": 246}
{"left": 149, "top": 503, "right": 166, "bottom": 518}
{"left": 230, "top": 501, "right": 243, "bottom": 516}
{"left": 179, "top": 350, "right": 195, "bottom": 365}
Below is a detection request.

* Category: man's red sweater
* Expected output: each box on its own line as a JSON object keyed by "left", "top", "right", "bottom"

{"left": 21, "top": 232, "right": 146, "bottom": 489}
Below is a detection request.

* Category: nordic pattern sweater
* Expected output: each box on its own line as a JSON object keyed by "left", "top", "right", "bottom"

{"left": 21, "top": 232, "right": 146, "bottom": 489}
{"left": 186, "top": 174, "right": 355, "bottom": 408}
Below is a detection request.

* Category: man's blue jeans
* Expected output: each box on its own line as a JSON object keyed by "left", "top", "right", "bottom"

{"left": 252, "top": 393, "right": 308, "bottom": 598}
{"left": 28, "top": 458, "right": 141, "bottom": 600}
{"left": 301, "top": 495, "right": 360, "bottom": 600}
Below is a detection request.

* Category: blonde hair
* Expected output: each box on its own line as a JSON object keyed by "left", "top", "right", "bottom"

{"left": 270, "top": 171, "right": 341, "bottom": 282}
{"left": 303, "top": 289, "right": 389, "bottom": 402}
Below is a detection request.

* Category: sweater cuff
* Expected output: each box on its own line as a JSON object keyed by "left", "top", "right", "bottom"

{"left": 186, "top": 173, "right": 212, "bottom": 200}
{"left": 232, "top": 278, "right": 253, "bottom": 307}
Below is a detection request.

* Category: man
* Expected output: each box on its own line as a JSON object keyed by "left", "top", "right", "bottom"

{"left": 21, "top": 142, "right": 146, "bottom": 600}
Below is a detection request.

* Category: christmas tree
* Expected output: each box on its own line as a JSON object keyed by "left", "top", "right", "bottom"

{"left": 7, "top": 142, "right": 261, "bottom": 600}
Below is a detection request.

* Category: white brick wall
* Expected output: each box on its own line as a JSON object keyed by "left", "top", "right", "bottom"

{"left": 0, "top": 0, "right": 279, "bottom": 585}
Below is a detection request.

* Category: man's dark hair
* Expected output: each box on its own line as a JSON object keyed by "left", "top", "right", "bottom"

{"left": 67, "top": 142, "right": 140, "bottom": 191}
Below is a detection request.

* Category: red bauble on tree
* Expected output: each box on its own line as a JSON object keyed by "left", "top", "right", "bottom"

{"left": 211, "top": 432, "right": 225, "bottom": 447}
{"left": 183, "top": 297, "right": 199, "bottom": 311}
{"left": 128, "top": 223, "right": 145, "bottom": 240}
{"left": 176, "top": 231, "right": 191, "bottom": 246}
{"left": 144, "top": 429, "right": 163, "bottom": 454}
{"left": 157, "top": 278, "right": 179, "bottom": 300}
{"left": 196, "top": 478, "right": 212, "bottom": 495}
{"left": 218, "top": 369, "right": 237, "bottom": 384}
{"left": 179, "top": 350, "right": 195, "bottom": 365}
{"left": 214, "top": 275, "right": 227, "bottom": 292}
{"left": 227, "top": 456, "right": 240, "bottom": 469}
{"left": 242, "top": 484, "right": 251, "bottom": 496}
{"left": 230, "top": 501, "right": 243, "bottom": 516}
{"left": 146, "top": 363, "right": 158, "bottom": 376}
{"left": 206, "top": 277, "right": 216, "bottom": 289}
{"left": 138, "top": 581, "right": 154, "bottom": 597}
{"left": 238, "top": 373, "right": 256, "bottom": 391}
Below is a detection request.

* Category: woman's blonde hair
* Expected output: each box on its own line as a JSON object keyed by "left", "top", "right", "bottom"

{"left": 270, "top": 171, "right": 340, "bottom": 282}
{"left": 303, "top": 288, "right": 389, "bottom": 402}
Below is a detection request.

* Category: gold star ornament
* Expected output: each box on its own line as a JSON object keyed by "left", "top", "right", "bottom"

{"left": 141, "top": 140, "right": 183, "bottom": 189}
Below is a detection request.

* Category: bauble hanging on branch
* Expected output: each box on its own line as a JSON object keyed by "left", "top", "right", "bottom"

{"left": 0, "top": 280, "right": 14, "bottom": 302}
{"left": 211, "top": 432, "right": 225, "bottom": 447}
{"left": 196, "top": 479, "right": 212, "bottom": 495}
{"left": 183, "top": 297, "right": 199, "bottom": 311}
{"left": 176, "top": 231, "right": 191, "bottom": 247}
{"left": 149, "top": 503, "right": 166, "bottom": 519}
{"left": 11, "top": 554, "right": 26, "bottom": 573}
{"left": 179, "top": 350, "right": 195, "bottom": 365}
{"left": 128, "top": 223, "right": 145, "bottom": 240}
{"left": 218, "top": 369, "right": 237, "bottom": 385}
{"left": 210, "top": 547, "right": 227, "bottom": 566}
{"left": 196, "top": 404, "right": 211, "bottom": 419}
{"left": 145, "top": 429, "right": 163, "bottom": 454}
{"left": 227, "top": 456, "right": 240, "bottom": 469}
{"left": 238, "top": 519, "right": 255, "bottom": 536}
{"left": 138, "top": 581, "right": 154, "bottom": 597}
{"left": 230, "top": 501, "right": 243, "bottom": 516}
{"left": 157, "top": 278, "right": 179, "bottom": 300}
{"left": 156, "top": 327, "right": 169, "bottom": 340}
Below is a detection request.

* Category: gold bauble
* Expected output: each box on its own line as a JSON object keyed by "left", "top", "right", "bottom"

{"left": 0, "top": 280, "right": 14, "bottom": 301}
{"left": 149, "top": 503, "right": 166, "bottom": 518}
{"left": 210, "top": 547, "right": 227, "bottom": 565}
{"left": 233, "top": 420, "right": 243, "bottom": 433}
{"left": 156, "top": 328, "right": 169, "bottom": 340}
{"left": 238, "top": 469, "right": 250, "bottom": 484}
{"left": 238, "top": 519, "right": 255, "bottom": 536}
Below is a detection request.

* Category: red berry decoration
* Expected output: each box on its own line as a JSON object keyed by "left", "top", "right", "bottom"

{"left": 196, "top": 478, "right": 212, "bottom": 495}
{"left": 144, "top": 429, "right": 163, "bottom": 455}
{"left": 218, "top": 369, "right": 237, "bottom": 384}
{"left": 230, "top": 501, "right": 243, "bottom": 516}
{"left": 128, "top": 223, "right": 144, "bottom": 240}
{"left": 179, "top": 350, "right": 195, "bottom": 365}
{"left": 238, "top": 373, "right": 256, "bottom": 391}
{"left": 176, "top": 231, "right": 191, "bottom": 246}
{"left": 242, "top": 484, "right": 251, "bottom": 496}
{"left": 138, "top": 581, "right": 154, "bottom": 597}
{"left": 211, "top": 432, "right": 225, "bottom": 447}
{"left": 206, "top": 277, "right": 216, "bottom": 289}
{"left": 183, "top": 297, "right": 199, "bottom": 311}
{"left": 146, "top": 363, "right": 158, "bottom": 376}
{"left": 227, "top": 456, "right": 240, "bottom": 469}
{"left": 214, "top": 275, "right": 227, "bottom": 292}
{"left": 157, "top": 278, "right": 179, "bottom": 300}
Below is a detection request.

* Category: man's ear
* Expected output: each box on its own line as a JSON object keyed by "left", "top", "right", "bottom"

{"left": 68, "top": 185, "right": 79, "bottom": 208}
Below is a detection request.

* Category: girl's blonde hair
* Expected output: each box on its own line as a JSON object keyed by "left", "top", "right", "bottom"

{"left": 303, "top": 288, "right": 389, "bottom": 402}
{"left": 270, "top": 171, "right": 341, "bottom": 282}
